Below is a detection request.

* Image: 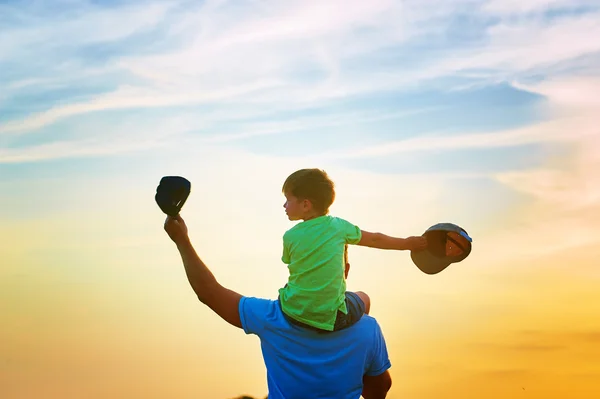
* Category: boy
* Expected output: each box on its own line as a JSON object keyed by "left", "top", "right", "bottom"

{"left": 279, "top": 168, "right": 427, "bottom": 332}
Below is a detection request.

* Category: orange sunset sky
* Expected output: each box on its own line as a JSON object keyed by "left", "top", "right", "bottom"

{"left": 1, "top": 1, "right": 600, "bottom": 398}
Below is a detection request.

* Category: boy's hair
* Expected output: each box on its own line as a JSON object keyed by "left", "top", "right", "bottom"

{"left": 282, "top": 168, "right": 335, "bottom": 215}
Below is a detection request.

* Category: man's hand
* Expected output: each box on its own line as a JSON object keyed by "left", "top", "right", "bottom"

{"left": 164, "top": 215, "right": 189, "bottom": 245}
{"left": 404, "top": 236, "right": 428, "bottom": 251}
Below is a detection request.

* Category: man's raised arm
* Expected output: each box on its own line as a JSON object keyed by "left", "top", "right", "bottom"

{"left": 164, "top": 215, "right": 243, "bottom": 329}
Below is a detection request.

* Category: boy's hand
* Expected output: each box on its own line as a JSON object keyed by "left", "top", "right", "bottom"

{"left": 405, "top": 236, "right": 428, "bottom": 251}
{"left": 164, "top": 215, "right": 190, "bottom": 245}
{"left": 344, "top": 244, "right": 350, "bottom": 279}
{"left": 345, "top": 262, "right": 350, "bottom": 279}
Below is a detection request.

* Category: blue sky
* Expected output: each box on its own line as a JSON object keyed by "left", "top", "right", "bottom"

{"left": 1, "top": 0, "right": 600, "bottom": 248}
{"left": 3, "top": 0, "right": 599, "bottom": 168}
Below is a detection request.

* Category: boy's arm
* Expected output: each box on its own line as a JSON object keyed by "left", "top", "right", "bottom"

{"left": 357, "top": 230, "right": 427, "bottom": 251}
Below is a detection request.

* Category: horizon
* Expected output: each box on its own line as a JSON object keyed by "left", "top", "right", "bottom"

{"left": 2, "top": 1, "right": 600, "bottom": 398}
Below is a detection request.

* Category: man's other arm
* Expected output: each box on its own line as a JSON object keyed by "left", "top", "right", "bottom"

{"left": 362, "top": 371, "right": 392, "bottom": 399}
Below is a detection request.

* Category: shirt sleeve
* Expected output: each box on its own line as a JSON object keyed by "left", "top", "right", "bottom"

{"left": 337, "top": 218, "right": 362, "bottom": 245}
{"left": 239, "top": 296, "right": 273, "bottom": 336}
{"left": 364, "top": 321, "right": 392, "bottom": 376}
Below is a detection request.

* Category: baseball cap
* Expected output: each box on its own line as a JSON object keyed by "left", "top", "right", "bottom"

{"left": 410, "top": 222, "right": 473, "bottom": 275}
{"left": 155, "top": 176, "right": 191, "bottom": 216}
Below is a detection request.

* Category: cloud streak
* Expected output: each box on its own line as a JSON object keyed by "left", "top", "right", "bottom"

{"left": 311, "top": 116, "right": 580, "bottom": 160}
{"left": 2, "top": 1, "right": 599, "bottom": 134}
{"left": 0, "top": 0, "right": 599, "bottom": 172}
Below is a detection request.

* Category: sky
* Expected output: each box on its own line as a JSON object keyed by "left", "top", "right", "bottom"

{"left": 1, "top": 0, "right": 599, "bottom": 398}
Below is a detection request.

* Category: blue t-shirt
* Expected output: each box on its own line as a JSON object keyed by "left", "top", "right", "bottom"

{"left": 239, "top": 296, "right": 391, "bottom": 399}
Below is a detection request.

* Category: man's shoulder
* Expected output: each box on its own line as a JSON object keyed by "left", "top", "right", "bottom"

{"left": 352, "top": 314, "right": 383, "bottom": 336}
{"left": 240, "top": 296, "right": 279, "bottom": 313}
{"left": 239, "top": 296, "right": 384, "bottom": 338}
{"left": 239, "top": 296, "right": 285, "bottom": 335}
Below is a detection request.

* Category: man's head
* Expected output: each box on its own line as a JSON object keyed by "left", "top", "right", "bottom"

{"left": 282, "top": 168, "right": 335, "bottom": 221}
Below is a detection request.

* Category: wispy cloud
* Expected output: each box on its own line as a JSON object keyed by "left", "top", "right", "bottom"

{"left": 0, "top": 2, "right": 172, "bottom": 61}
{"left": 1, "top": 0, "right": 599, "bottom": 164}
{"left": 311, "top": 116, "right": 578, "bottom": 160}
{"left": 0, "top": 105, "right": 436, "bottom": 163}
{"left": 515, "top": 76, "right": 600, "bottom": 110}
{"left": 0, "top": 79, "right": 281, "bottom": 135}
{"left": 482, "top": 0, "right": 598, "bottom": 15}
{"left": 492, "top": 80, "right": 600, "bottom": 213}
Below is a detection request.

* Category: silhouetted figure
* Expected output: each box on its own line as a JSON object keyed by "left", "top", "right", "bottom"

{"left": 164, "top": 215, "right": 393, "bottom": 398}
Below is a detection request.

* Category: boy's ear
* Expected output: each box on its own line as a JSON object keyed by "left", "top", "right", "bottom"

{"left": 302, "top": 198, "right": 313, "bottom": 210}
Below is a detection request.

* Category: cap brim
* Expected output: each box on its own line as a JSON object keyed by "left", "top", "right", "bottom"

{"left": 410, "top": 249, "right": 452, "bottom": 275}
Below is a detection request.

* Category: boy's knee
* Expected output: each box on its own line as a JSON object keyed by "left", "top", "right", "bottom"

{"left": 355, "top": 291, "right": 371, "bottom": 314}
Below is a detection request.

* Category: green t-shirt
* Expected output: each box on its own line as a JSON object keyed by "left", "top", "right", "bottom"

{"left": 278, "top": 215, "right": 362, "bottom": 331}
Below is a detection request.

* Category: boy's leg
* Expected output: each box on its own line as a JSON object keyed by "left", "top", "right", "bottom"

{"left": 333, "top": 291, "right": 371, "bottom": 331}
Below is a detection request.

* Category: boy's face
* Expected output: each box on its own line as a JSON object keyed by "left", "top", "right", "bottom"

{"left": 283, "top": 193, "right": 310, "bottom": 221}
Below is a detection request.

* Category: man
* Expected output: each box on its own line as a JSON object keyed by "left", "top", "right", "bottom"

{"left": 164, "top": 215, "right": 393, "bottom": 399}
